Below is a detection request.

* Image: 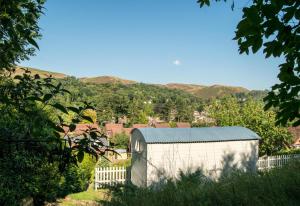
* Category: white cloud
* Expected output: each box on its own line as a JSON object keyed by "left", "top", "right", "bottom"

{"left": 173, "top": 59, "right": 181, "bottom": 66}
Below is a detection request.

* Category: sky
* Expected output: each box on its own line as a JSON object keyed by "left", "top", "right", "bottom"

{"left": 21, "top": 0, "right": 283, "bottom": 90}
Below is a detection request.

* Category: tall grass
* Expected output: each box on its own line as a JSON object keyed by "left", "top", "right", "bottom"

{"left": 104, "top": 161, "right": 300, "bottom": 206}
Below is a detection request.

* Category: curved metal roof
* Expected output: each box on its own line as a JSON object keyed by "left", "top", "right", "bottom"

{"left": 132, "top": 126, "right": 260, "bottom": 143}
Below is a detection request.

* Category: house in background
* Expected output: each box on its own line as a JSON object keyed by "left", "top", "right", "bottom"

{"left": 154, "top": 122, "right": 170, "bottom": 128}
{"left": 112, "top": 149, "right": 128, "bottom": 160}
{"left": 64, "top": 123, "right": 101, "bottom": 135}
{"left": 176, "top": 122, "right": 191, "bottom": 128}
{"left": 288, "top": 126, "right": 300, "bottom": 148}
{"left": 105, "top": 123, "right": 124, "bottom": 138}
{"left": 131, "top": 127, "right": 260, "bottom": 187}
{"left": 133, "top": 124, "right": 149, "bottom": 128}
{"left": 63, "top": 124, "right": 109, "bottom": 154}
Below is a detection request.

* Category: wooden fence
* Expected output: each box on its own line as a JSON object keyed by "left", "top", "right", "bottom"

{"left": 94, "top": 166, "right": 129, "bottom": 190}
{"left": 257, "top": 154, "right": 300, "bottom": 170}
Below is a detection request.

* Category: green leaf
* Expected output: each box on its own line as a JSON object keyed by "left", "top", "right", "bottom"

{"left": 51, "top": 103, "right": 68, "bottom": 114}
{"left": 77, "top": 150, "right": 84, "bottom": 163}
{"left": 81, "top": 115, "right": 94, "bottom": 123}
{"left": 43, "top": 93, "right": 53, "bottom": 102}
{"left": 69, "top": 124, "right": 76, "bottom": 132}
{"left": 27, "top": 37, "right": 39, "bottom": 49}
{"left": 67, "top": 106, "right": 79, "bottom": 113}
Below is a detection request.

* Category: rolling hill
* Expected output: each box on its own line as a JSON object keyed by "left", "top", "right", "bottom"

{"left": 13, "top": 66, "right": 253, "bottom": 99}
{"left": 164, "top": 83, "right": 249, "bottom": 99}
{"left": 13, "top": 66, "right": 67, "bottom": 79}
{"left": 80, "top": 76, "right": 136, "bottom": 85}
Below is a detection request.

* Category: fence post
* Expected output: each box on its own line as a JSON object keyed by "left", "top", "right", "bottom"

{"left": 95, "top": 167, "right": 98, "bottom": 190}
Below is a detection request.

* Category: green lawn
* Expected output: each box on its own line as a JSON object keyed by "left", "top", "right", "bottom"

{"left": 58, "top": 189, "right": 109, "bottom": 206}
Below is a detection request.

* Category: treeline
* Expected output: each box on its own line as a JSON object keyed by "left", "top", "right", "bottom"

{"left": 56, "top": 77, "right": 205, "bottom": 125}
{"left": 56, "top": 77, "right": 268, "bottom": 126}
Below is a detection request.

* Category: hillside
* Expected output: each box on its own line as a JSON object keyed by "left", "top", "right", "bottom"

{"left": 165, "top": 83, "right": 249, "bottom": 99}
{"left": 14, "top": 66, "right": 67, "bottom": 79}
{"left": 14, "top": 66, "right": 253, "bottom": 99}
{"left": 80, "top": 76, "right": 136, "bottom": 85}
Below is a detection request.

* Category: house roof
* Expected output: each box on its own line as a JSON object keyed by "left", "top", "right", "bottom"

{"left": 154, "top": 123, "right": 170, "bottom": 128}
{"left": 288, "top": 126, "right": 300, "bottom": 144}
{"left": 133, "top": 124, "right": 149, "bottom": 128}
{"left": 176, "top": 122, "right": 191, "bottom": 128}
{"left": 63, "top": 135, "right": 109, "bottom": 146}
{"left": 115, "top": 149, "right": 127, "bottom": 153}
{"left": 105, "top": 123, "right": 124, "bottom": 137}
{"left": 132, "top": 126, "right": 260, "bottom": 144}
{"left": 105, "top": 123, "right": 123, "bottom": 131}
{"left": 63, "top": 123, "right": 101, "bottom": 135}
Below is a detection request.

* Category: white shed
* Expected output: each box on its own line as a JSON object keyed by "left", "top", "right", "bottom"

{"left": 131, "top": 126, "right": 260, "bottom": 187}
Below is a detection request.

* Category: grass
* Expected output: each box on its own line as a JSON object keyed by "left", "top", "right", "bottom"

{"left": 58, "top": 189, "right": 109, "bottom": 206}
{"left": 105, "top": 160, "right": 300, "bottom": 206}
{"left": 68, "top": 190, "right": 108, "bottom": 201}
{"left": 58, "top": 160, "right": 300, "bottom": 206}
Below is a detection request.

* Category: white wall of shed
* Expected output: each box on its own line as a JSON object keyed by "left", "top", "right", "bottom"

{"left": 146, "top": 140, "right": 258, "bottom": 186}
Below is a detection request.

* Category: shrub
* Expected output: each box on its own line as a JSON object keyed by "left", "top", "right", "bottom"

{"left": 110, "top": 132, "right": 129, "bottom": 149}
{"left": 59, "top": 153, "right": 97, "bottom": 196}
{"left": 105, "top": 161, "right": 300, "bottom": 206}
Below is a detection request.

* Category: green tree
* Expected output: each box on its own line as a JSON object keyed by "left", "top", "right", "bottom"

{"left": 206, "top": 97, "right": 293, "bottom": 155}
{"left": 0, "top": 72, "right": 108, "bottom": 205}
{"left": 0, "top": 0, "right": 45, "bottom": 71}
{"left": 111, "top": 132, "right": 129, "bottom": 149}
{"left": 0, "top": 1, "right": 110, "bottom": 204}
{"left": 198, "top": 0, "right": 300, "bottom": 126}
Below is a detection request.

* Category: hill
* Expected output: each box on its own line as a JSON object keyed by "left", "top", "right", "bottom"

{"left": 164, "top": 83, "right": 249, "bottom": 99}
{"left": 80, "top": 76, "right": 136, "bottom": 85}
{"left": 14, "top": 66, "right": 254, "bottom": 99}
{"left": 13, "top": 66, "right": 67, "bottom": 79}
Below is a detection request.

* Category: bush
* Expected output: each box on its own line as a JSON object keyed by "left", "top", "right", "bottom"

{"left": 105, "top": 161, "right": 300, "bottom": 206}
{"left": 275, "top": 148, "right": 300, "bottom": 155}
{"left": 59, "top": 153, "right": 97, "bottom": 196}
{"left": 110, "top": 132, "right": 129, "bottom": 149}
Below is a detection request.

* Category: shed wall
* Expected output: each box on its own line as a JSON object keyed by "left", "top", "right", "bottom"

{"left": 130, "top": 131, "right": 147, "bottom": 187}
{"left": 146, "top": 140, "right": 258, "bottom": 186}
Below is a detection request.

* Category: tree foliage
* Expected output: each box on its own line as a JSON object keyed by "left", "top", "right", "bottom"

{"left": 111, "top": 132, "right": 130, "bottom": 149}
{"left": 57, "top": 77, "right": 203, "bottom": 124}
{"left": 0, "top": 70, "right": 111, "bottom": 205}
{"left": 205, "top": 97, "right": 293, "bottom": 156}
{"left": 0, "top": 0, "right": 45, "bottom": 71}
{"left": 198, "top": 0, "right": 300, "bottom": 126}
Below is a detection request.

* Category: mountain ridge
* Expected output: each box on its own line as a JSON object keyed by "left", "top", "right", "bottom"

{"left": 15, "top": 66, "right": 253, "bottom": 99}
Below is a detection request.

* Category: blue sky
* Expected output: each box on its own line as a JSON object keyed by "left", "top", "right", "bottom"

{"left": 21, "top": 0, "right": 282, "bottom": 90}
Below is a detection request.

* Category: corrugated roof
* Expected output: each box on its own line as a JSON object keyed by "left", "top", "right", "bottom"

{"left": 133, "top": 126, "right": 260, "bottom": 143}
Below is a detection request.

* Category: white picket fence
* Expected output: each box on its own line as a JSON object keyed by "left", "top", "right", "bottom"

{"left": 94, "top": 154, "right": 300, "bottom": 189}
{"left": 257, "top": 154, "right": 300, "bottom": 170}
{"left": 94, "top": 166, "right": 128, "bottom": 190}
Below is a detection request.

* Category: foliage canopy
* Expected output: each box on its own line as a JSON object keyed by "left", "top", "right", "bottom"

{"left": 198, "top": 0, "right": 300, "bottom": 126}
{"left": 205, "top": 97, "right": 293, "bottom": 155}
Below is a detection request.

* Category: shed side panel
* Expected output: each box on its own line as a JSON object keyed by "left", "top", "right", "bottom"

{"left": 146, "top": 140, "right": 258, "bottom": 185}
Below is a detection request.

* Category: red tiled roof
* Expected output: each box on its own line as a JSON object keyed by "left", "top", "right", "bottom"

{"left": 63, "top": 123, "right": 101, "bottom": 135}
{"left": 154, "top": 123, "right": 170, "bottom": 128}
{"left": 133, "top": 124, "right": 149, "bottom": 128}
{"left": 105, "top": 123, "right": 124, "bottom": 137}
{"left": 176, "top": 122, "right": 191, "bottom": 128}
{"left": 288, "top": 126, "right": 300, "bottom": 145}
